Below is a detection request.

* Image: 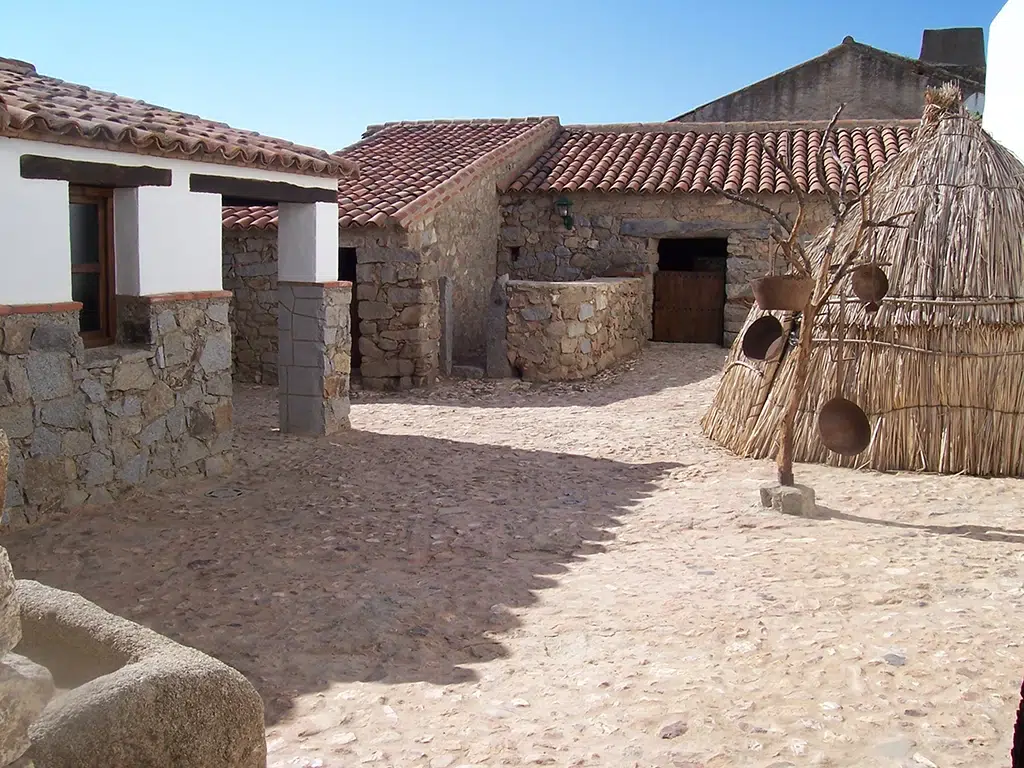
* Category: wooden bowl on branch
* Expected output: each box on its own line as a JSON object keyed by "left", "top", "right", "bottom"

{"left": 751, "top": 276, "right": 814, "bottom": 312}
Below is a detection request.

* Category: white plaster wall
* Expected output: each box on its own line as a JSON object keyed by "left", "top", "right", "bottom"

{"left": 0, "top": 143, "right": 72, "bottom": 304}
{"left": 984, "top": 0, "right": 1024, "bottom": 162}
{"left": 278, "top": 202, "right": 341, "bottom": 283}
{"left": 0, "top": 136, "right": 339, "bottom": 304}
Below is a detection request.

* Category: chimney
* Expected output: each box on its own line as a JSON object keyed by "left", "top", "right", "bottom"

{"left": 920, "top": 28, "right": 986, "bottom": 69}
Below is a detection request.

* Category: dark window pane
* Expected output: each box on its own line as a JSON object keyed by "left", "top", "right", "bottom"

{"left": 72, "top": 272, "right": 101, "bottom": 332}
{"left": 70, "top": 203, "right": 101, "bottom": 266}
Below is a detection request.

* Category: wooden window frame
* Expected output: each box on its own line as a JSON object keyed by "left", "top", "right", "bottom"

{"left": 69, "top": 185, "right": 117, "bottom": 348}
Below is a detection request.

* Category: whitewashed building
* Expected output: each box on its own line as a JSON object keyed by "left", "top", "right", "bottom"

{"left": 984, "top": 0, "right": 1024, "bottom": 161}
{"left": 0, "top": 55, "right": 357, "bottom": 528}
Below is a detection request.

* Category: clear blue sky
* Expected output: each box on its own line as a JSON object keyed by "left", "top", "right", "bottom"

{"left": 0, "top": 0, "right": 1006, "bottom": 152}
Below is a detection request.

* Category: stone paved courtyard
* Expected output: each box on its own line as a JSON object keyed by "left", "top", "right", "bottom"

{"left": 5, "top": 343, "right": 1024, "bottom": 767}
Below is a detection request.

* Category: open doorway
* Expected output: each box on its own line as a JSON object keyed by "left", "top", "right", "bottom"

{"left": 652, "top": 237, "right": 727, "bottom": 345}
{"left": 339, "top": 247, "right": 361, "bottom": 372}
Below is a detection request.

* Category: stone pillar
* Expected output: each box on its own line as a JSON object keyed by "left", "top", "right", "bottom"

{"left": 486, "top": 275, "right": 512, "bottom": 379}
{"left": 439, "top": 276, "right": 454, "bottom": 376}
{"left": 277, "top": 282, "right": 351, "bottom": 436}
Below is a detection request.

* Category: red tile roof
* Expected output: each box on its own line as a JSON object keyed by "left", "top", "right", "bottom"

{"left": 223, "top": 117, "right": 560, "bottom": 230}
{"left": 0, "top": 57, "right": 356, "bottom": 178}
{"left": 509, "top": 122, "right": 916, "bottom": 196}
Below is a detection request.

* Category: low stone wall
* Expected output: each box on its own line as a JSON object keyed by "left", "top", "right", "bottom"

{"left": 1, "top": 293, "right": 233, "bottom": 529}
{"left": 504, "top": 277, "right": 646, "bottom": 381}
{"left": 499, "top": 191, "right": 831, "bottom": 343}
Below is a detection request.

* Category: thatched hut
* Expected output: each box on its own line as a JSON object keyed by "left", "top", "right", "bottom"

{"left": 701, "top": 87, "right": 1024, "bottom": 477}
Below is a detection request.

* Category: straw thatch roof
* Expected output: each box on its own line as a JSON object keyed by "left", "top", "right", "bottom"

{"left": 701, "top": 86, "right": 1024, "bottom": 477}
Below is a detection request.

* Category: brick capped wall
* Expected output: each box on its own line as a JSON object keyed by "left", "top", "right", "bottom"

{"left": 1, "top": 295, "right": 232, "bottom": 529}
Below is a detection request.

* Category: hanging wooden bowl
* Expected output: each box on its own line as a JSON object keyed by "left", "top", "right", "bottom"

{"left": 741, "top": 316, "right": 784, "bottom": 360}
{"left": 817, "top": 397, "right": 871, "bottom": 456}
{"left": 851, "top": 264, "right": 889, "bottom": 304}
{"left": 751, "top": 276, "right": 814, "bottom": 312}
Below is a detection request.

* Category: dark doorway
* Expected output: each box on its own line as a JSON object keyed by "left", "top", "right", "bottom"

{"left": 652, "top": 237, "right": 727, "bottom": 345}
{"left": 339, "top": 247, "right": 361, "bottom": 371}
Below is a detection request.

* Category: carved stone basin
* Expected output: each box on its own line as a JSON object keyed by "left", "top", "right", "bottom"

{"left": 14, "top": 579, "right": 266, "bottom": 767}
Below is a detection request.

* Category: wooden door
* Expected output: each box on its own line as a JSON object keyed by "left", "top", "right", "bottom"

{"left": 338, "top": 248, "right": 361, "bottom": 370}
{"left": 653, "top": 270, "right": 725, "bottom": 344}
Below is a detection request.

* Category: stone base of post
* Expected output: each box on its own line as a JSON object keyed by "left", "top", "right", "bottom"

{"left": 277, "top": 282, "right": 352, "bottom": 436}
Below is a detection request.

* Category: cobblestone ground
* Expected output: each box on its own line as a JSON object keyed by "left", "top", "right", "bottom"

{"left": 6, "top": 343, "right": 1024, "bottom": 767}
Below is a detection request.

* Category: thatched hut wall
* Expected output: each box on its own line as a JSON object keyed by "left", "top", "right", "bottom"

{"left": 702, "top": 93, "right": 1024, "bottom": 477}
{"left": 704, "top": 310, "right": 1024, "bottom": 475}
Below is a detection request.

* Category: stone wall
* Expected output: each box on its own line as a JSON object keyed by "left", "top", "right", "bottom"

{"left": 222, "top": 231, "right": 278, "bottom": 385}
{"left": 499, "top": 191, "right": 831, "bottom": 343}
{"left": 353, "top": 228, "right": 441, "bottom": 390}
{"left": 1, "top": 293, "right": 233, "bottom": 529}
{"left": 503, "top": 277, "right": 646, "bottom": 382}
{"left": 412, "top": 173, "right": 500, "bottom": 368}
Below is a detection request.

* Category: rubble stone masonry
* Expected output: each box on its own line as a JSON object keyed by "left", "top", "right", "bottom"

{"left": 0, "top": 294, "right": 232, "bottom": 529}
{"left": 222, "top": 231, "right": 278, "bottom": 385}
{"left": 504, "top": 277, "right": 646, "bottom": 382}
{"left": 499, "top": 192, "right": 831, "bottom": 342}
{"left": 354, "top": 229, "right": 440, "bottom": 391}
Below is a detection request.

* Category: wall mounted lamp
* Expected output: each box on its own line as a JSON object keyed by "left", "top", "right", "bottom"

{"left": 554, "top": 197, "right": 574, "bottom": 230}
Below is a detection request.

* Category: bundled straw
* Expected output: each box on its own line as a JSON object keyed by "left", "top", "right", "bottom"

{"left": 701, "top": 85, "right": 1024, "bottom": 477}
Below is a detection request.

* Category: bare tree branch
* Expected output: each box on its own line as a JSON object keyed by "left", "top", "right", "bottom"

{"left": 763, "top": 143, "right": 813, "bottom": 272}
{"left": 710, "top": 185, "right": 794, "bottom": 234}
{"left": 830, "top": 146, "right": 857, "bottom": 211}
{"left": 816, "top": 104, "right": 847, "bottom": 216}
{"left": 863, "top": 211, "right": 915, "bottom": 228}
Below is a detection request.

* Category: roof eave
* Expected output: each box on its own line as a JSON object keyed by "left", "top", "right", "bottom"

{"left": 0, "top": 121, "right": 359, "bottom": 180}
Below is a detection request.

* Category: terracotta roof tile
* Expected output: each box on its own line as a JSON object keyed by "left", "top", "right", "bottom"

{"left": 224, "top": 117, "right": 560, "bottom": 230}
{"left": 509, "top": 122, "right": 915, "bottom": 196}
{"left": 0, "top": 57, "right": 355, "bottom": 178}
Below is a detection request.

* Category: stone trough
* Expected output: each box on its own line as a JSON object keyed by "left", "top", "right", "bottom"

{"left": 0, "top": 545, "right": 266, "bottom": 768}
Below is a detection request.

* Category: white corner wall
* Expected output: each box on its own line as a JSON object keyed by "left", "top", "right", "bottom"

{"left": 0, "top": 144, "right": 72, "bottom": 304}
{"left": 984, "top": 0, "right": 1024, "bottom": 162}
{"left": 0, "top": 136, "right": 339, "bottom": 305}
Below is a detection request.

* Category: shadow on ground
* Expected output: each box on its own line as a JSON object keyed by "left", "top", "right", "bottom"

{"left": 352, "top": 343, "right": 727, "bottom": 409}
{"left": 3, "top": 404, "right": 677, "bottom": 725}
{"left": 818, "top": 506, "right": 1024, "bottom": 544}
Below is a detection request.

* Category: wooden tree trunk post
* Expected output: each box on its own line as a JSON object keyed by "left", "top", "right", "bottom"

{"left": 776, "top": 298, "right": 816, "bottom": 486}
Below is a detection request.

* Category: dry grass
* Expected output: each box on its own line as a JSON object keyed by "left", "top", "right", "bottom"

{"left": 703, "top": 86, "right": 1024, "bottom": 476}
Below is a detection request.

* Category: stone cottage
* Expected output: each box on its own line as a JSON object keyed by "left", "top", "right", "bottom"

{"left": 223, "top": 117, "right": 562, "bottom": 389}
{"left": 0, "top": 56, "right": 356, "bottom": 528}
{"left": 223, "top": 117, "right": 913, "bottom": 388}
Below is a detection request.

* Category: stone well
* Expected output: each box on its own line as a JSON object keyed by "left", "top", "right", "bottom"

{"left": 496, "top": 276, "right": 647, "bottom": 382}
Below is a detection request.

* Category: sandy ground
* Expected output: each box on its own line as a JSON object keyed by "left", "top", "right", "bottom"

{"left": 5, "top": 343, "right": 1024, "bottom": 768}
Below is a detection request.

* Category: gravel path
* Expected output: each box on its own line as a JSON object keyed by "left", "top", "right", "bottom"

{"left": 6, "top": 343, "right": 1024, "bottom": 767}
